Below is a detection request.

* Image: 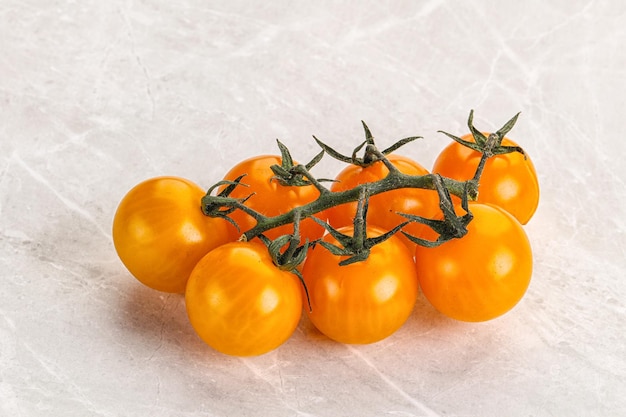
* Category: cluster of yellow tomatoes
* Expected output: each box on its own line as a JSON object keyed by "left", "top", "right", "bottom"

{"left": 112, "top": 122, "right": 539, "bottom": 356}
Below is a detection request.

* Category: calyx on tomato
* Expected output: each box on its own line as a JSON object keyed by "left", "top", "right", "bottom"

{"left": 311, "top": 188, "right": 409, "bottom": 266}
{"left": 399, "top": 174, "right": 473, "bottom": 248}
{"left": 313, "top": 120, "right": 422, "bottom": 167}
{"left": 438, "top": 110, "right": 525, "bottom": 183}
{"left": 269, "top": 139, "right": 326, "bottom": 187}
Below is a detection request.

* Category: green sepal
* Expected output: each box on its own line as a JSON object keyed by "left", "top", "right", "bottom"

{"left": 438, "top": 110, "right": 525, "bottom": 158}
{"left": 310, "top": 216, "right": 355, "bottom": 250}
{"left": 200, "top": 174, "right": 254, "bottom": 232}
{"left": 270, "top": 139, "right": 328, "bottom": 186}
{"left": 259, "top": 228, "right": 313, "bottom": 312}
{"left": 314, "top": 121, "right": 421, "bottom": 168}
{"left": 399, "top": 174, "right": 473, "bottom": 247}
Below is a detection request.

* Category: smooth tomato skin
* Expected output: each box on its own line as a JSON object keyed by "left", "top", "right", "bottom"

{"left": 414, "top": 203, "right": 533, "bottom": 322}
{"left": 302, "top": 226, "right": 418, "bottom": 344}
{"left": 185, "top": 241, "right": 303, "bottom": 356}
{"left": 222, "top": 155, "right": 325, "bottom": 242}
{"left": 325, "top": 154, "right": 441, "bottom": 251}
{"left": 112, "top": 176, "right": 236, "bottom": 293}
{"left": 432, "top": 134, "right": 539, "bottom": 224}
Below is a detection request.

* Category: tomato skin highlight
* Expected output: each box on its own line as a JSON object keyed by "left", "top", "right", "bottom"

{"left": 112, "top": 176, "right": 236, "bottom": 293}
{"left": 302, "top": 227, "right": 418, "bottom": 344}
{"left": 222, "top": 155, "right": 325, "bottom": 242}
{"left": 432, "top": 134, "right": 539, "bottom": 224}
{"left": 325, "top": 154, "right": 440, "bottom": 251}
{"left": 185, "top": 241, "right": 303, "bottom": 356}
{"left": 414, "top": 203, "right": 533, "bottom": 322}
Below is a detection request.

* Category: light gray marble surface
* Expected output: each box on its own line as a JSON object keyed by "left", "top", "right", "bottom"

{"left": 1, "top": 1, "right": 625, "bottom": 416}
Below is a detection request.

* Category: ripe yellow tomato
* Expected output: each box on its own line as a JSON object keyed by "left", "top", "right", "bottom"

{"left": 185, "top": 241, "right": 303, "bottom": 356}
{"left": 222, "top": 155, "right": 325, "bottom": 242}
{"left": 302, "top": 226, "right": 418, "bottom": 344}
{"left": 432, "top": 134, "right": 539, "bottom": 224}
{"left": 414, "top": 202, "right": 533, "bottom": 322}
{"left": 325, "top": 154, "right": 440, "bottom": 251}
{"left": 112, "top": 176, "right": 236, "bottom": 293}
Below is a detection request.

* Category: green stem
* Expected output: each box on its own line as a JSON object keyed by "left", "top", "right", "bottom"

{"left": 201, "top": 111, "right": 522, "bottom": 259}
{"left": 236, "top": 166, "right": 470, "bottom": 241}
{"left": 471, "top": 133, "right": 498, "bottom": 183}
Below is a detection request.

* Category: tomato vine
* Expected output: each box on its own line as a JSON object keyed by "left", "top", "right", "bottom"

{"left": 201, "top": 110, "right": 523, "bottom": 268}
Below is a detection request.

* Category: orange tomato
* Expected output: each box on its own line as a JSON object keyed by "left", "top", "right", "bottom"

{"left": 185, "top": 241, "right": 303, "bottom": 356}
{"left": 302, "top": 226, "right": 418, "bottom": 344}
{"left": 112, "top": 176, "right": 236, "bottom": 293}
{"left": 414, "top": 202, "right": 533, "bottom": 322}
{"left": 432, "top": 134, "right": 539, "bottom": 224}
{"left": 325, "top": 154, "right": 440, "bottom": 251}
{"left": 222, "top": 155, "right": 325, "bottom": 242}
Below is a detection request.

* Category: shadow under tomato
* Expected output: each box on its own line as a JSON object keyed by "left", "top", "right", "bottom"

{"left": 297, "top": 312, "right": 329, "bottom": 341}
{"left": 115, "top": 280, "right": 210, "bottom": 353}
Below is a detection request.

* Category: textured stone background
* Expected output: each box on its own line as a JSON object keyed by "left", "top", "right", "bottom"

{"left": 1, "top": 1, "right": 625, "bottom": 416}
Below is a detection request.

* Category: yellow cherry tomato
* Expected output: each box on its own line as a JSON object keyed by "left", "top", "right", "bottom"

{"left": 414, "top": 202, "right": 533, "bottom": 322}
{"left": 302, "top": 226, "right": 418, "bottom": 344}
{"left": 433, "top": 134, "right": 539, "bottom": 224}
{"left": 325, "top": 154, "right": 440, "bottom": 251}
{"left": 185, "top": 241, "right": 303, "bottom": 356}
{"left": 113, "top": 176, "right": 236, "bottom": 293}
